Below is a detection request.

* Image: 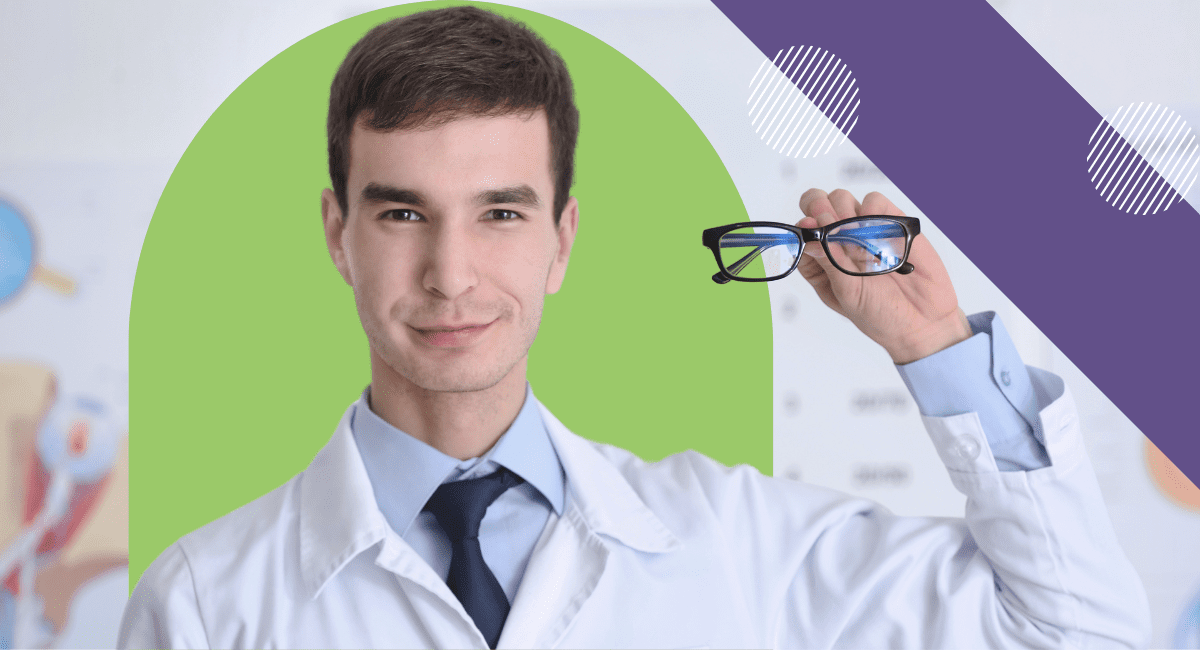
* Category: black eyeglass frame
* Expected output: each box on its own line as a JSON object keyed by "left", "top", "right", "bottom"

{"left": 701, "top": 215, "right": 921, "bottom": 284}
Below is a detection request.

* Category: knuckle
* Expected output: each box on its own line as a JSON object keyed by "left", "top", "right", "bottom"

{"left": 799, "top": 187, "right": 828, "bottom": 206}
{"left": 861, "top": 191, "right": 891, "bottom": 208}
{"left": 860, "top": 191, "right": 900, "bottom": 216}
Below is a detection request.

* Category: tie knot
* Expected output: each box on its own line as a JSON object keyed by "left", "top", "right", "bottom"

{"left": 423, "top": 467, "right": 524, "bottom": 541}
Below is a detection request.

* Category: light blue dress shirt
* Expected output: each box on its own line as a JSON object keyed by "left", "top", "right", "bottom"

{"left": 352, "top": 384, "right": 565, "bottom": 604}
{"left": 351, "top": 311, "right": 1048, "bottom": 606}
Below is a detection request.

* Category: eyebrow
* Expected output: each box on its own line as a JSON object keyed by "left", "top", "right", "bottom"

{"left": 357, "top": 182, "right": 543, "bottom": 210}
{"left": 474, "top": 185, "right": 542, "bottom": 209}
{"left": 359, "top": 183, "right": 427, "bottom": 207}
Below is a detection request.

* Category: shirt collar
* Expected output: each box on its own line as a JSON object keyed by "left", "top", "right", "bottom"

{"left": 350, "top": 384, "right": 565, "bottom": 539}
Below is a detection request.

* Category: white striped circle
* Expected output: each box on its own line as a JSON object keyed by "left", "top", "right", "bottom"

{"left": 1087, "top": 103, "right": 1198, "bottom": 214}
{"left": 747, "top": 46, "right": 859, "bottom": 158}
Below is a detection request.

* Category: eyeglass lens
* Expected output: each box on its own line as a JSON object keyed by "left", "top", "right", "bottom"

{"left": 717, "top": 227, "right": 801, "bottom": 280}
{"left": 824, "top": 219, "right": 907, "bottom": 275}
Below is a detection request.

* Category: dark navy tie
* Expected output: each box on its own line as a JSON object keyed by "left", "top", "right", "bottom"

{"left": 423, "top": 468, "right": 525, "bottom": 649}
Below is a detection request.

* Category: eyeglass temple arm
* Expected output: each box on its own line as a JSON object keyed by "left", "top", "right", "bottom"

{"left": 824, "top": 238, "right": 916, "bottom": 274}
{"left": 713, "top": 234, "right": 897, "bottom": 283}
{"left": 723, "top": 232, "right": 896, "bottom": 275}
{"left": 711, "top": 225, "right": 915, "bottom": 284}
{"left": 712, "top": 233, "right": 798, "bottom": 284}
{"left": 824, "top": 223, "right": 901, "bottom": 258}
{"left": 712, "top": 244, "right": 772, "bottom": 284}
{"left": 825, "top": 232, "right": 885, "bottom": 259}
{"left": 824, "top": 224, "right": 916, "bottom": 274}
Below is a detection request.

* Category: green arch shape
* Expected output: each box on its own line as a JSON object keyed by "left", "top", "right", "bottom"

{"left": 129, "top": 1, "right": 771, "bottom": 583}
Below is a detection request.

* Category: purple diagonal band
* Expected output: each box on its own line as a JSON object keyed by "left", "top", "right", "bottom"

{"left": 711, "top": 0, "right": 1200, "bottom": 483}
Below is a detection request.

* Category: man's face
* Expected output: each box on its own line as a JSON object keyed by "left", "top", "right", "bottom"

{"left": 322, "top": 111, "right": 577, "bottom": 393}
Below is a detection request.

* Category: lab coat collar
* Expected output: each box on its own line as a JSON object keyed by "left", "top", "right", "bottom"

{"left": 536, "top": 402, "right": 681, "bottom": 554}
{"left": 298, "top": 404, "right": 390, "bottom": 600}
{"left": 297, "top": 400, "right": 681, "bottom": 601}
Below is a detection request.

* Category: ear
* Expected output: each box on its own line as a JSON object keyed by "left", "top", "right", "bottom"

{"left": 545, "top": 196, "right": 579, "bottom": 295}
{"left": 321, "top": 188, "right": 354, "bottom": 286}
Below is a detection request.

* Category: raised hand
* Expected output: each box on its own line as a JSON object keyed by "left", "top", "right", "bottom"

{"left": 795, "top": 189, "right": 971, "bottom": 364}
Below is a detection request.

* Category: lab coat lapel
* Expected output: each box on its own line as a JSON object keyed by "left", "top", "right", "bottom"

{"left": 496, "top": 405, "right": 681, "bottom": 648}
{"left": 375, "top": 532, "right": 490, "bottom": 648}
{"left": 302, "top": 404, "right": 489, "bottom": 647}
{"left": 298, "top": 406, "right": 388, "bottom": 598}
{"left": 534, "top": 403, "right": 681, "bottom": 554}
{"left": 498, "top": 507, "right": 609, "bottom": 648}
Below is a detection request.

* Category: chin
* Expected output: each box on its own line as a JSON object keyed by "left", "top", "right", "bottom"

{"left": 398, "top": 355, "right": 520, "bottom": 394}
{"left": 410, "top": 371, "right": 507, "bottom": 393}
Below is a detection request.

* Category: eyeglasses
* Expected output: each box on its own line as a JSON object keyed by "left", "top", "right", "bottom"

{"left": 701, "top": 216, "right": 920, "bottom": 284}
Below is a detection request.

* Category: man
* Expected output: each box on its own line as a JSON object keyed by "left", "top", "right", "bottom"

{"left": 119, "top": 6, "right": 1149, "bottom": 648}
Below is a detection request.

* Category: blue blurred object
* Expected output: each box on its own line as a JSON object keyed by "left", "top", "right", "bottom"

{"left": 0, "top": 198, "right": 35, "bottom": 305}
{"left": 0, "top": 586, "right": 13, "bottom": 650}
{"left": 1176, "top": 584, "right": 1200, "bottom": 648}
{"left": 38, "top": 395, "right": 119, "bottom": 484}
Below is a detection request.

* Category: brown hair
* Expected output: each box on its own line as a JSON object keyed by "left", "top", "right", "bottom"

{"left": 327, "top": 5, "right": 579, "bottom": 223}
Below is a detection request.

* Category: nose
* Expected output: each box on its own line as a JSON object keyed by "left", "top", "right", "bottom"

{"left": 421, "top": 221, "right": 480, "bottom": 301}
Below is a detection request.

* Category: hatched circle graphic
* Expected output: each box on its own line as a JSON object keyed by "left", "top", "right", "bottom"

{"left": 1087, "top": 103, "right": 1199, "bottom": 214}
{"left": 747, "top": 46, "right": 859, "bottom": 158}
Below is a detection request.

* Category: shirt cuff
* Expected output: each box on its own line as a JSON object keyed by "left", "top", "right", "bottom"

{"left": 896, "top": 311, "right": 1051, "bottom": 472}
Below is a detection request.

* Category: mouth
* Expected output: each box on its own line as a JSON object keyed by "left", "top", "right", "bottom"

{"left": 410, "top": 319, "right": 497, "bottom": 348}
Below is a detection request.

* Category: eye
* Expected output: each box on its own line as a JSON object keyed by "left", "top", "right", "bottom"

{"left": 380, "top": 209, "right": 424, "bottom": 222}
{"left": 486, "top": 209, "right": 523, "bottom": 221}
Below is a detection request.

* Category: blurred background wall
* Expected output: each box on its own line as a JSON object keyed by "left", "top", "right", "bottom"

{"left": 0, "top": 0, "right": 1196, "bottom": 647}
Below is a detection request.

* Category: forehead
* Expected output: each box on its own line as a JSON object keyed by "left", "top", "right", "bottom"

{"left": 347, "top": 112, "right": 554, "bottom": 201}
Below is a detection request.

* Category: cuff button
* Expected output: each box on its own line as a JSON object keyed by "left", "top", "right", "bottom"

{"left": 952, "top": 434, "right": 982, "bottom": 461}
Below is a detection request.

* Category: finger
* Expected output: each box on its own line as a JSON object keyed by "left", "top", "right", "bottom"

{"left": 827, "top": 189, "right": 861, "bottom": 221}
{"left": 859, "top": 191, "right": 905, "bottom": 217}
{"left": 796, "top": 255, "right": 846, "bottom": 316}
{"left": 796, "top": 253, "right": 824, "bottom": 279}
{"left": 797, "top": 188, "right": 839, "bottom": 227}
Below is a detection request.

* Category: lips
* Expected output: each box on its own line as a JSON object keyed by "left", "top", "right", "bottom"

{"left": 411, "top": 320, "right": 496, "bottom": 348}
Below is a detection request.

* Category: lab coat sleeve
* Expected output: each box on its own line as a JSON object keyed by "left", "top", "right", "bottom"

{"left": 773, "top": 368, "right": 1151, "bottom": 649}
{"left": 118, "top": 542, "right": 210, "bottom": 649}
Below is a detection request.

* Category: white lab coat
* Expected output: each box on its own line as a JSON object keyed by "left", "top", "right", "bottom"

{"left": 119, "top": 368, "right": 1150, "bottom": 649}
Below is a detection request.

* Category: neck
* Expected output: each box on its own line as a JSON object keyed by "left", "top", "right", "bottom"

{"left": 366, "top": 351, "right": 529, "bottom": 460}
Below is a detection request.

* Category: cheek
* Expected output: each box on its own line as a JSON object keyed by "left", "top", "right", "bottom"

{"left": 347, "top": 233, "right": 417, "bottom": 308}
{"left": 492, "top": 240, "right": 555, "bottom": 302}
